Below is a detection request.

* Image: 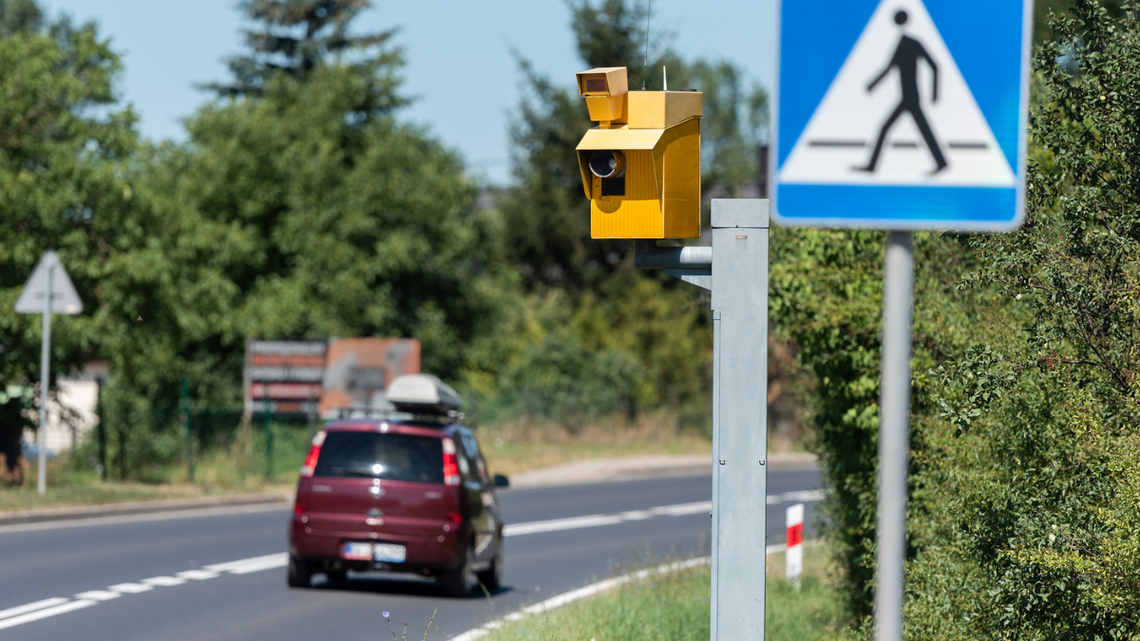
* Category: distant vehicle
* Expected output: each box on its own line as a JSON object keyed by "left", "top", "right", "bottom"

{"left": 287, "top": 374, "right": 509, "bottom": 597}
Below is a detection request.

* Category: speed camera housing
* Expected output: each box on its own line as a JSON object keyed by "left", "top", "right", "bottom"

{"left": 575, "top": 66, "right": 702, "bottom": 239}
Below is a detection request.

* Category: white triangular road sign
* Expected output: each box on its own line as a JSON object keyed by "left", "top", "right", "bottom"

{"left": 14, "top": 250, "right": 84, "bottom": 315}
{"left": 778, "top": 0, "right": 1015, "bottom": 187}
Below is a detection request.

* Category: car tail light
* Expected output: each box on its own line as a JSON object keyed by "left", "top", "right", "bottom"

{"left": 299, "top": 431, "right": 326, "bottom": 478}
{"left": 294, "top": 503, "right": 308, "bottom": 516}
{"left": 446, "top": 512, "right": 462, "bottom": 524}
{"left": 442, "top": 438, "right": 461, "bottom": 486}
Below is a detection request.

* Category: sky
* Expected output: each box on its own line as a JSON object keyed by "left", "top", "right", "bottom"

{"left": 44, "top": 1, "right": 776, "bottom": 185}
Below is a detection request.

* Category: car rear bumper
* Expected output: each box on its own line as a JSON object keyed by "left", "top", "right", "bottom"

{"left": 289, "top": 515, "right": 465, "bottom": 570}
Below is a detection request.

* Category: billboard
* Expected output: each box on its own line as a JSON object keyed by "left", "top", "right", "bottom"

{"left": 319, "top": 338, "right": 421, "bottom": 417}
{"left": 243, "top": 338, "right": 421, "bottom": 418}
{"left": 245, "top": 340, "right": 327, "bottom": 416}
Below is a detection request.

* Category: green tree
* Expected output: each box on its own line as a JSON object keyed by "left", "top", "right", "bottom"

{"left": 906, "top": 2, "right": 1140, "bottom": 637}
{"left": 0, "top": 6, "right": 140, "bottom": 480}
{"left": 1035, "top": 0, "right": 1126, "bottom": 40}
{"left": 767, "top": 226, "right": 989, "bottom": 621}
{"left": 776, "top": 2, "right": 1140, "bottom": 637}
{"left": 140, "top": 0, "right": 512, "bottom": 408}
{"left": 475, "top": 0, "right": 766, "bottom": 427}
{"left": 204, "top": 0, "right": 400, "bottom": 100}
{"left": 0, "top": 0, "right": 42, "bottom": 34}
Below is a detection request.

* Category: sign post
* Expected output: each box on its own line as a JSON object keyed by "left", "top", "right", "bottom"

{"left": 15, "top": 250, "right": 84, "bottom": 495}
{"left": 634, "top": 199, "right": 769, "bottom": 639}
{"left": 773, "top": 1, "right": 1031, "bottom": 638}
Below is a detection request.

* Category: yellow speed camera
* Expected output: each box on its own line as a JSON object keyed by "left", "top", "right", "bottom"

{"left": 575, "top": 66, "right": 702, "bottom": 239}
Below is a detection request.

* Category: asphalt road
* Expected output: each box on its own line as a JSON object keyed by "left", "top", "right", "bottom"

{"left": 0, "top": 468, "right": 822, "bottom": 641}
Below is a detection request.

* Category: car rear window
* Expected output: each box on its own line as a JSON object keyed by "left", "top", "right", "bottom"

{"left": 314, "top": 431, "right": 444, "bottom": 483}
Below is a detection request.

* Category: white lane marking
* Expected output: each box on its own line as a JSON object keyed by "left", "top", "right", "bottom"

{"left": 142, "top": 576, "right": 186, "bottom": 587}
{"left": 504, "top": 514, "right": 625, "bottom": 537}
{"left": 203, "top": 552, "right": 287, "bottom": 573}
{"left": 0, "top": 552, "right": 293, "bottom": 632}
{"left": 619, "top": 510, "right": 652, "bottom": 520}
{"left": 0, "top": 598, "right": 69, "bottom": 621}
{"left": 778, "top": 489, "right": 827, "bottom": 503}
{"left": 504, "top": 492, "right": 825, "bottom": 537}
{"left": 75, "top": 590, "right": 120, "bottom": 602}
{"left": 649, "top": 500, "right": 714, "bottom": 516}
{"left": 108, "top": 583, "right": 153, "bottom": 594}
{"left": 0, "top": 600, "right": 97, "bottom": 631}
{"left": 227, "top": 556, "right": 289, "bottom": 575}
{"left": 177, "top": 570, "right": 219, "bottom": 580}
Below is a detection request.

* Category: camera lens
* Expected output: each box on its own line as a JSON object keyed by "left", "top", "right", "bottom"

{"left": 588, "top": 150, "right": 626, "bottom": 179}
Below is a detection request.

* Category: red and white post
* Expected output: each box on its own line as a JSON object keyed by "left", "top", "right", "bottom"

{"left": 786, "top": 503, "right": 804, "bottom": 589}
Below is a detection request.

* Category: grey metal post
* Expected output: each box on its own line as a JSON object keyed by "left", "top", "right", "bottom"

{"left": 876, "top": 230, "right": 914, "bottom": 641}
{"left": 38, "top": 265, "right": 54, "bottom": 496}
{"left": 632, "top": 200, "right": 770, "bottom": 640}
{"left": 710, "top": 199, "right": 769, "bottom": 640}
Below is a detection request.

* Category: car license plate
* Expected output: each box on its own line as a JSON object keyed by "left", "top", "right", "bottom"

{"left": 372, "top": 544, "right": 406, "bottom": 563}
{"left": 343, "top": 542, "right": 373, "bottom": 561}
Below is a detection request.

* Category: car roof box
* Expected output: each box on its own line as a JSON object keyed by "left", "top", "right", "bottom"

{"left": 386, "top": 374, "right": 464, "bottom": 415}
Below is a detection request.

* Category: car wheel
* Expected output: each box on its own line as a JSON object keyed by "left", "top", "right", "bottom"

{"left": 287, "top": 555, "right": 312, "bottom": 588}
{"left": 476, "top": 542, "right": 502, "bottom": 592}
{"left": 325, "top": 568, "right": 348, "bottom": 584}
{"left": 439, "top": 544, "right": 475, "bottom": 598}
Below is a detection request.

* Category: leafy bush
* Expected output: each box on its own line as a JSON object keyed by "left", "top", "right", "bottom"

{"left": 779, "top": 2, "right": 1140, "bottom": 638}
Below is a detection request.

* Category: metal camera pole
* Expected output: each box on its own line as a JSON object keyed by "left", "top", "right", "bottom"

{"left": 636, "top": 199, "right": 770, "bottom": 640}
{"left": 876, "top": 231, "right": 914, "bottom": 641}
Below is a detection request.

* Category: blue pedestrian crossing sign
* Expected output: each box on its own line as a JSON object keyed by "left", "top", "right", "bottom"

{"left": 772, "top": 0, "right": 1032, "bottom": 230}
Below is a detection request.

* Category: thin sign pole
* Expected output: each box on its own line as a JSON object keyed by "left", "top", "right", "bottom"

{"left": 38, "top": 265, "right": 54, "bottom": 496}
{"left": 263, "top": 382, "right": 272, "bottom": 481}
{"left": 875, "top": 231, "right": 914, "bottom": 641}
{"left": 183, "top": 377, "right": 194, "bottom": 482}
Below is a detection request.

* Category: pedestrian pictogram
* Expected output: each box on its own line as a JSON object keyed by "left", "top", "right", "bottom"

{"left": 773, "top": 0, "right": 1031, "bottom": 229}
{"left": 856, "top": 9, "right": 946, "bottom": 174}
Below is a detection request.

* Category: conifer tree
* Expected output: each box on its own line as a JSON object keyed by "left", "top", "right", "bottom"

{"left": 204, "top": 0, "right": 400, "bottom": 102}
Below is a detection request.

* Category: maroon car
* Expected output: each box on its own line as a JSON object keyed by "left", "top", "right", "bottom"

{"left": 287, "top": 376, "right": 508, "bottom": 597}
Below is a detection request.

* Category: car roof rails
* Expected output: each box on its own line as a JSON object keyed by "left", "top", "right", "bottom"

{"left": 331, "top": 407, "right": 465, "bottom": 428}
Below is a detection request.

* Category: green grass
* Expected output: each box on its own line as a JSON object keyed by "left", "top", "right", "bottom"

{"left": 477, "top": 413, "right": 711, "bottom": 478}
{"left": 765, "top": 545, "right": 849, "bottom": 640}
{"left": 0, "top": 423, "right": 311, "bottom": 511}
{"left": 478, "top": 545, "right": 849, "bottom": 641}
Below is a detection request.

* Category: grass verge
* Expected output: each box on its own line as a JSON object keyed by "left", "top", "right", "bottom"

{"left": 0, "top": 423, "right": 310, "bottom": 511}
{"left": 477, "top": 544, "right": 847, "bottom": 641}
{"left": 2, "top": 412, "right": 712, "bottom": 512}
{"left": 477, "top": 412, "right": 711, "bottom": 477}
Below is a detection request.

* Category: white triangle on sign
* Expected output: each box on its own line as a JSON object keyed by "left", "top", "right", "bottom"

{"left": 778, "top": 0, "right": 1015, "bottom": 187}
{"left": 14, "top": 250, "right": 84, "bottom": 315}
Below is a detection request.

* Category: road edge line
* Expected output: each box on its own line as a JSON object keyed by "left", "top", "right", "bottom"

{"left": 451, "top": 539, "right": 825, "bottom": 640}
{"left": 451, "top": 557, "right": 710, "bottom": 641}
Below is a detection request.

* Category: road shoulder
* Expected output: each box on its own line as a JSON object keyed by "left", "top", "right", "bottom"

{"left": 0, "top": 493, "right": 289, "bottom": 527}
{"left": 508, "top": 451, "right": 818, "bottom": 488}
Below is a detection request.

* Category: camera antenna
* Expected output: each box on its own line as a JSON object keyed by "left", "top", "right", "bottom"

{"left": 642, "top": 0, "right": 652, "bottom": 90}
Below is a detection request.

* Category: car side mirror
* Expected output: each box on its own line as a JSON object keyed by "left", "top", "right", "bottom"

{"left": 493, "top": 473, "right": 510, "bottom": 488}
